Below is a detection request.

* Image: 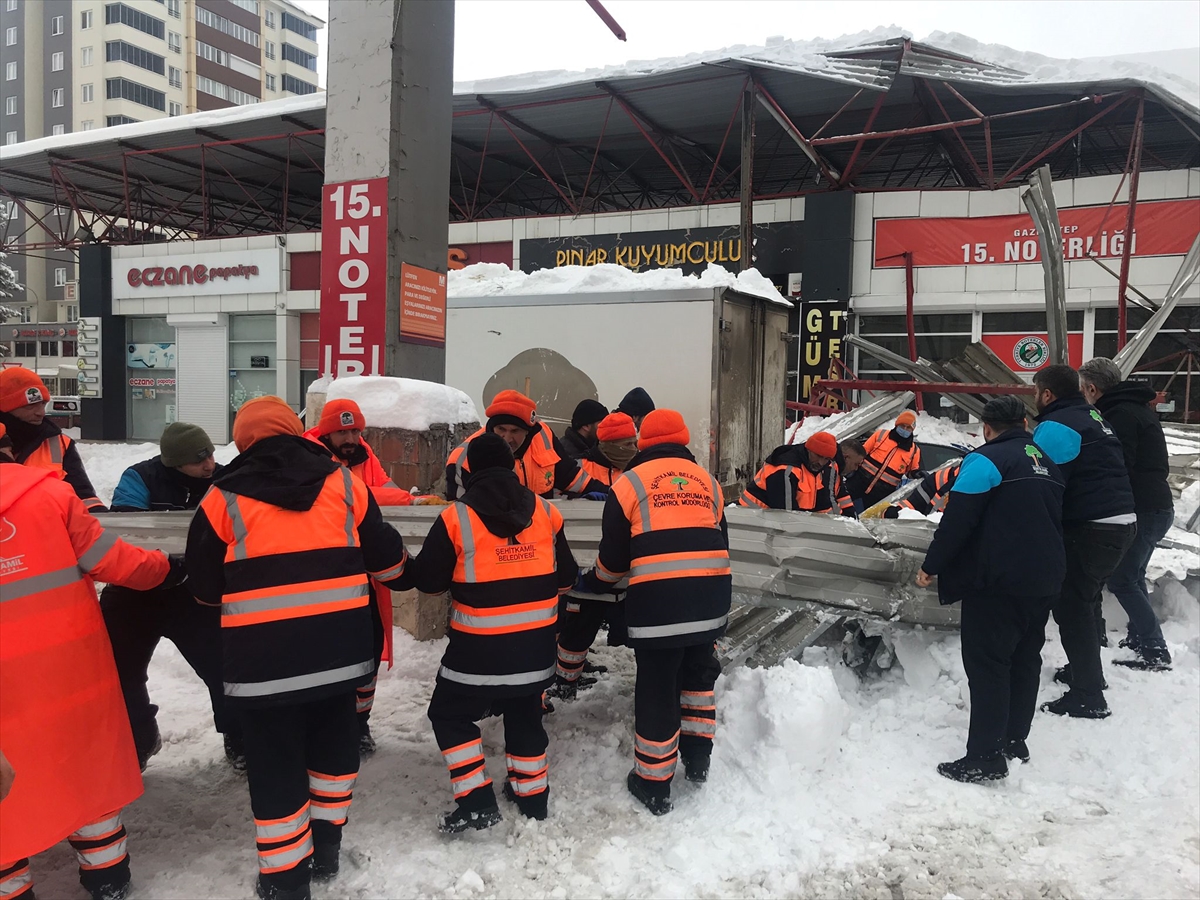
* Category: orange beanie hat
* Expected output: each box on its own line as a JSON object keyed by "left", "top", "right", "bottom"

{"left": 317, "top": 398, "right": 366, "bottom": 436}
{"left": 805, "top": 431, "right": 838, "bottom": 458}
{"left": 638, "top": 409, "right": 690, "bottom": 450}
{"left": 485, "top": 390, "right": 538, "bottom": 429}
{"left": 896, "top": 410, "right": 917, "bottom": 428}
{"left": 233, "top": 395, "right": 303, "bottom": 452}
{"left": 597, "top": 412, "right": 636, "bottom": 442}
{"left": 0, "top": 367, "right": 49, "bottom": 413}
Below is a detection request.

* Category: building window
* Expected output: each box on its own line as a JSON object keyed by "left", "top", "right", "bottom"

{"left": 106, "top": 115, "right": 139, "bottom": 126}
{"left": 61, "top": 341, "right": 77, "bottom": 359}
{"left": 168, "top": 65, "right": 181, "bottom": 88}
{"left": 66, "top": 305, "right": 78, "bottom": 321}
{"left": 52, "top": 123, "right": 65, "bottom": 135}
{"left": 265, "top": 73, "right": 276, "bottom": 91}
{"left": 195, "top": 6, "right": 259, "bottom": 47}
{"left": 5, "top": 26, "right": 16, "bottom": 46}
{"left": 281, "top": 11, "right": 316, "bottom": 41}
{"left": 282, "top": 43, "right": 317, "bottom": 71}
{"left": 51, "top": 87, "right": 64, "bottom": 107}
{"left": 54, "top": 267, "right": 67, "bottom": 286}
{"left": 166, "top": 0, "right": 180, "bottom": 18}
{"left": 4, "top": 131, "right": 16, "bottom": 145}
{"left": 229, "top": 0, "right": 259, "bottom": 12}
{"left": 169, "top": 100, "right": 181, "bottom": 116}
{"left": 81, "top": 82, "right": 93, "bottom": 102}
{"left": 4, "top": 61, "right": 15, "bottom": 81}
{"left": 265, "top": 9, "right": 275, "bottom": 28}
{"left": 106, "top": 40, "right": 166, "bottom": 75}
{"left": 40, "top": 341, "right": 58, "bottom": 357}
{"left": 282, "top": 74, "right": 316, "bottom": 96}
{"left": 168, "top": 30, "right": 181, "bottom": 53}
{"left": 196, "top": 75, "right": 259, "bottom": 105}
{"left": 4, "top": 96, "right": 14, "bottom": 115}
{"left": 105, "top": 3, "right": 165, "bottom": 39}
{"left": 4, "top": 1, "right": 16, "bottom": 12}
{"left": 81, "top": 45, "right": 93, "bottom": 66}
{"left": 264, "top": 40, "right": 275, "bottom": 60}
{"left": 106, "top": 78, "right": 166, "bottom": 111}
{"left": 81, "top": 119, "right": 93, "bottom": 130}
{"left": 1, "top": 200, "right": 16, "bottom": 219}
{"left": 80, "top": 9, "right": 93, "bottom": 29}
{"left": 51, "top": 51, "right": 64, "bottom": 71}
{"left": 14, "top": 341, "right": 35, "bottom": 356}
{"left": 52, "top": 15, "right": 63, "bottom": 35}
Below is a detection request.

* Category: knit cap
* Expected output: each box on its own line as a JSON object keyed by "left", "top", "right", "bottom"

{"left": 160, "top": 422, "right": 216, "bottom": 468}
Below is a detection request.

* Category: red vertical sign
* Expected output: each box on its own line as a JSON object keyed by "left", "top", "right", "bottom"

{"left": 319, "top": 177, "right": 389, "bottom": 378}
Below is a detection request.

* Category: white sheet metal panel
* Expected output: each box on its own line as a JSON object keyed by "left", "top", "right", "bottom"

{"left": 174, "top": 318, "right": 230, "bottom": 444}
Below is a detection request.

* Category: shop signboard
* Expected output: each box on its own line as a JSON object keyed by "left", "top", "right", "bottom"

{"left": 76, "top": 317, "right": 102, "bottom": 399}
{"left": 399, "top": 263, "right": 447, "bottom": 345}
{"left": 874, "top": 198, "right": 1200, "bottom": 268}
{"left": 981, "top": 332, "right": 1084, "bottom": 371}
{"left": 319, "top": 177, "right": 389, "bottom": 378}
{"left": 127, "top": 342, "right": 177, "bottom": 369}
{"left": 112, "top": 248, "right": 281, "bottom": 299}
{"left": 798, "top": 299, "right": 849, "bottom": 403}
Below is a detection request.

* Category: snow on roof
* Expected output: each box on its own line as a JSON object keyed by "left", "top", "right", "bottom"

{"left": 320, "top": 375, "right": 479, "bottom": 430}
{"left": 448, "top": 262, "right": 791, "bottom": 305}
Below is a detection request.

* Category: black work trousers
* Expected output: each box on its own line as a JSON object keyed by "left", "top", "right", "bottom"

{"left": 427, "top": 684, "right": 548, "bottom": 813}
{"left": 960, "top": 593, "right": 1056, "bottom": 757}
{"left": 238, "top": 692, "right": 360, "bottom": 894}
{"left": 1051, "top": 522, "right": 1136, "bottom": 696}
{"left": 631, "top": 643, "right": 721, "bottom": 797}
{"left": 101, "top": 584, "right": 239, "bottom": 758}
{"left": 556, "top": 597, "right": 627, "bottom": 680}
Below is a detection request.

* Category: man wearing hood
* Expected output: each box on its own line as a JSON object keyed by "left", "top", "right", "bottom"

{"left": 614, "top": 387, "right": 655, "bottom": 429}
{"left": 185, "top": 397, "right": 410, "bottom": 900}
{"left": 581, "top": 410, "right": 732, "bottom": 816}
{"left": 739, "top": 431, "right": 854, "bottom": 515}
{"left": 444, "top": 390, "right": 607, "bottom": 501}
{"left": 402, "top": 434, "right": 578, "bottom": 833}
{"left": 560, "top": 399, "right": 607, "bottom": 459}
{"left": 553, "top": 413, "right": 640, "bottom": 700}
{"left": 849, "top": 410, "right": 923, "bottom": 508}
{"left": 0, "top": 367, "right": 105, "bottom": 512}
{"left": 1079, "top": 357, "right": 1173, "bottom": 671}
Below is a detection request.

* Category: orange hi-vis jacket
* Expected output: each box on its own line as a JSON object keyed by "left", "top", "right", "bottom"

{"left": 404, "top": 476, "right": 579, "bottom": 697}
{"left": 900, "top": 463, "right": 960, "bottom": 514}
{"left": 579, "top": 457, "right": 623, "bottom": 487}
{"left": 0, "top": 465, "right": 169, "bottom": 865}
{"left": 860, "top": 428, "right": 923, "bottom": 496}
{"left": 301, "top": 426, "right": 413, "bottom": 507}
{"left": 22, "top": 432, "right": 105, "bottom": 512}
{"left": 739, "top": 449, "right": 852, "bottom": 515}
{"left": 445, "top": 425, "right": 596, "bottom": 501}
{"left": 591, "top": 448, "right": 732, "bottom": 649}
{"left": 187, "top": 454, "right": 409, "bottom": 707}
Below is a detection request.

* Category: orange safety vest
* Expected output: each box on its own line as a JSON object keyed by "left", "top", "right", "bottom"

{"left": 302, "top": 427, "right": 412, "bottom": 507}
{"left": 435, "top": 498, "right": 564, "bottom": 693}
{"left": 860, "top": 429, "right": 922, "bottom": 494}
{"left": 0, "top": 465, "right": 169, "bottom": 864}
{"left": 196, "top": 466, "right": 389, "bottom": 701}
{"left": 22, "top": 432, "right": 104, "bottom": 511}
{"left": 447, "top": 426, "right": 589, "bottom": 498}
{"left": 739, "top": 463, "right": 826, "bottom": 512}
{"left": 579, "top": 457, "right": 622, "bottom": 487}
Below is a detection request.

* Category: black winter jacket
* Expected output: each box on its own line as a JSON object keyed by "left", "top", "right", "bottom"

{"left": 1032, "top": 395, "right": 1135, "bottom": 524}
{"left": 921, "top": 429, "right": 1065, "bottom": 604}
{"left": 559, "top": 426, "right": 595, "bottom": 460}
{"left": 1094, "top": 382, "right": 1173, "bottom": 513}
{"left": 110, "top": 455, "right": 222, "bottom": 511}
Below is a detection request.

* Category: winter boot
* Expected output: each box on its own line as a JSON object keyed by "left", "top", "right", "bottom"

{"left": 626, "top": 770, "right": 672, "bottom": 816}
{"left": 224, "top": 734, "right": 247, "bottom": 772}
{"left": 936, "top": 753, "right": 1008, "bottom": 784}
{"left": 1053, "top": 664, "right": 1108, "bottom": 691}
{"left": 255, "top": 875, "right": 311, "bottom": 900}
{"left": 358, "top": 721, "right": 377, "bottom": 757}
{"left": 438, "top": 803, "right": 502, "bottom": 834}
{"left": 309, "top": 842, "right": 339, "bottom": 882}
{"left": 1114, "top": 641, "right": 1172, "bottom": 671}
{"left": 137, "top": 726, "right": 162, "bottom": 772}
{"left": 1041, "top": 690, "right": 1111, "bottom": 719}
{"left": 582, "top": 660, "right": 608, "bottom": 675}
{"left": 1001, "top": 739, "right": 1030, "bottom": 763}
{"left": 1118, "top": 631, "right": 1141, "bottom": 652}
{"left": 88, "top": 881, "right": 131, "bottom": 900}
{"left": 682, "top": 754, "right": 710, "bottom": 784}
{"left": 502, "top": 781, "right": 549, "bottom": 820}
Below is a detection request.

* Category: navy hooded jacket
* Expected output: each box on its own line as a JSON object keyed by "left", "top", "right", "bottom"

{"left": 921, "top": 428, "right": 1065, "bottom": 605}
{"left": 1032, "top": 395, "right": 1134, "bottom": 524}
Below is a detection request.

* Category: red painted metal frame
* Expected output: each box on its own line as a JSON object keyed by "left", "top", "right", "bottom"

{"left": 584, "top": 0, "right": 627, "bottom": 41}
{"left": 808, "top": 379, "right": 1035, "bottom": 412}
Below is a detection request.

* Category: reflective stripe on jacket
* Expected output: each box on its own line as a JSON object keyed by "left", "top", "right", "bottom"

{"left": 445, "top": 425, "right": 594, "bottom": 500}
{"left": 900, "top": 464, "right": 960, "bottom": 514}
{"left": 580, "top": 458, "right": 621, "bottom": 487}
{"left": 22, "top": 433, "right": 105, "bottom": 511}
{"left": 0, "top": 465, "right": 168, "bottom": 863}
{"left": 738, "top": 462, "right": 847, "bottom": 513}
{"left": 859, "top": 429, "right": 922, "bottom": 496}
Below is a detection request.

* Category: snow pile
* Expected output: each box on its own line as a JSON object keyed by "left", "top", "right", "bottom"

{"left": 786, "top": 410, "right": 980, "bottom": 447}
{"left": 448, "top": 262, "right": 790, "bottom": 306}
{"left": 77, "top": 440, "right": 241, "bottom": 506}
{"left": 1176, "top": 480, "right": 1199, "bottom": 531}
{"left": 1149, "top": 528, "right": 1200, "bottom": 581}
{"left": 324, "top": 375, "right": 479, "bottom": 431}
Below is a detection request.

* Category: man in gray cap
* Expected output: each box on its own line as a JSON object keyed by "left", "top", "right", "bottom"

{"left": 102, "top": 422, "right": 245, "bottom": 771}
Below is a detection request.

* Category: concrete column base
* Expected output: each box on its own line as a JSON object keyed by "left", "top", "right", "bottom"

{"left": 391, "top": 587, "right": 450, "bottom": 641}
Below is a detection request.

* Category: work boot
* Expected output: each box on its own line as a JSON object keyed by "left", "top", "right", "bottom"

{"left": 1042, "top": 690, "right": 1111, "bottom": 719}
{"left": 438, "top": 803, "right": 502, "bottom": 834}
{"left": 310, "top": 842, "right": 339, "bottom": 881}
{"left": 626, "top": 770, "right": 672, "bottom": 816}
{"left": 582, "top": 660, "right": 608, "bottom": 675}
{"left": 137, "top": 726, "right": 162, "bottom": 772}
{"left": 255, "top": 876, "right": 311, "bottom": 900}
{"left": 358, "top": 721, "right": 377, "bottom": 758}
{"left": 1118, "top": 631, "right": 1141, "bottom": 652}
{"left": 682, "top": 755, "right": 710, "bottom": 784}
{"left": 937, "top": 753, "right": 1008, "bottom": 784}
{"left": 88, "top": 881, "right": 131, "bottom": 900}
{"left": 1001, "top": 739, "right": 1030, "bottom": 763}
{"left": 224, "top": 734, "right": 247, "bottom": 772}
{"left": 1053, "top": 665, "right": 1108, "bottom": 691}
{"left": 502, "top": 782, "right": 549, "bottom": 820}
{"left": 1114, "top": 642, "right": 1172, "bottom": 672}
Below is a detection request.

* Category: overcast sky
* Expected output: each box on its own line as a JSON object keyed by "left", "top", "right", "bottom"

{"left": 290, "top": 0, "right": 1200, "bottom": 87}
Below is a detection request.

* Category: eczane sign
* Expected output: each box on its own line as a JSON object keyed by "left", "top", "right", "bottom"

{"left": 112, "top": 248, "right": 281, "bottom": 299}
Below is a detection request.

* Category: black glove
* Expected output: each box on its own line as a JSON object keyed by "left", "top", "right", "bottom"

{"left": 883, "top": 506, "right": 901, "bottom": 519}
{"left": 158, "top": 553, "right": 189, "bottom": 589}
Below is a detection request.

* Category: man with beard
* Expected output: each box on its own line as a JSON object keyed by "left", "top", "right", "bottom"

{"left": 739, "top": 431, "right": 854, "bottom": 515}
{"left": 560, "top": 399, "right": 608, "bottom": 460}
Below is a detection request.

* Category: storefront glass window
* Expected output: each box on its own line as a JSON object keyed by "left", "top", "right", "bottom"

{"left": 1094, "top": 304, "right": 1199, "bottom": 420}
{"left": 229, "top": 315, "right": 276, "bottom": 433}
{"left": 127, "top": 316, "right": 178, "bottom": 441}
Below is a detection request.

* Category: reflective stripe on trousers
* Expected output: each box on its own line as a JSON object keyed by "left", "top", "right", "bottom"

{"left": 309, "top": 770, "right": 356, "bottom": 824}
{"left": 506, "top": 750, "right": 550, "bottom": 798}
{"left": 356, "top": 675, "right": 377, "bottom": 714}
{"left": 68, "top": 811, "right": 128, "bottom": 871}
{"left": 0, "top": 862, "right": 31, "bottom": 899}
{"left": 255, "top": 803, "right": 313, "bottom": 874}
{"left": 634, "top": 730, "right": 679, "bottom": 782}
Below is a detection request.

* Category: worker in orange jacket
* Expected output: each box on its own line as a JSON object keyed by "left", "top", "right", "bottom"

{"left": 0, "top": 367, "right": 105, "bottom": 512}
{"left": 849, "top": 410, "right": 923, "bottom": 507}
{"left": 0, "top": 422, "right": 181, "bottom": 900}
{"left": 186, "top": 397, "right": 410, "bottom": 900}
{"left": 739, "top": 431, "right": 854, "bottom": 515}
{"left": 445, "top": 390, "right": 607, "bottom": 501}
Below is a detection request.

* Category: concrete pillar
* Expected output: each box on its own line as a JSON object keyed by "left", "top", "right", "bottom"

{"left": 275, "top": 311, "right": 301, "bottom": 408}
{"left": 78, "top": 244, "right": 126, "bottom": 440}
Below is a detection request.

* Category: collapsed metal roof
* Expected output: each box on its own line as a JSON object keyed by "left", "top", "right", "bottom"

{"left": 2, "top": 35, "right": 1198, "bottom": 250}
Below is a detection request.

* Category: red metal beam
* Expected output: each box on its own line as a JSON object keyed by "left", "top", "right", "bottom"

{"left": 814, "top": 379, "right": 1036, "bottom": 395}
{"left": 1116, "top": 93, "right": 1146, "bottom": 350}
{"left": 838, "top": 90, "right": 887, "bottom": 187}
{"left": 580, "top": 97, "right": 613, "bottom": 211}
{"left": 996, "top": 93, "right": 1136, "bottom": 187}
{"left": 600, "top": 83, "right": 702, "bottom": 203}
{"left": 702, "top": 77, "right": 748, "bottom": 203}
{"left": 492, "top": 113, "right": 580, "bottom": 214}
{"left": 811, "top": 88, "right": 866, "bottom": 141}
{"left": 753, "top": 80, "right": 841, "bottom": 185}
{"left": 919, "top": 79, "right": 988, "bottom": 187}
{"left": 584, "top": 0, "right": 626, "bottom": 40}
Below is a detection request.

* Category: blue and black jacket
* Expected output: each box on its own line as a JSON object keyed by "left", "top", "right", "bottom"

{"left": 921, "top": 428, "right": 1066, "bottom": 605}
{"left": 1031, "top": 396, "right": 1134, "bottom": 524}
{"left": 111, "top": 455, "right": 221, "bottom": 512}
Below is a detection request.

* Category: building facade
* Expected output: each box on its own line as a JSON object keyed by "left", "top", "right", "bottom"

{"left": 0, "top": 0, "right": 322, "bottom": 393}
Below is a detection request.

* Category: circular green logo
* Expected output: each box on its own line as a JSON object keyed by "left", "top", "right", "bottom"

{"left": 1013, "top": 336, "right": 1049, "bottom": 370}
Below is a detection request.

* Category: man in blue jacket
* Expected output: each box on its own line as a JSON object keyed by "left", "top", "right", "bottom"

{"left": 918, "top": 396, "right": 1065, "bottom": 783}
{"left": 1032, "top": 364, "right": 1136, "bottom": 719}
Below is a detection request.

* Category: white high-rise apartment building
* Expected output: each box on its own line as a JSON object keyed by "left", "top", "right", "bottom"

{"left": 0, "top": 0, "right": 323, "bottom": 389}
